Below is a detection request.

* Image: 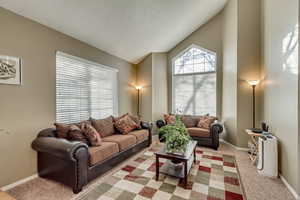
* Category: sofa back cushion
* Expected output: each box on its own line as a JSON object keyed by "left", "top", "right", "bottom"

{"left": 102, "top": 134, "right": 137, "bottom": 151}
{"left": 91, "top": 116, "right": 115, "bottom": 137}
{"left": 181, "top": 116, "right": 201, "bottom": 128}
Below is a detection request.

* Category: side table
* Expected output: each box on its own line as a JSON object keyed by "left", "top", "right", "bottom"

{"left": 245, "top": 129, "right": 262, "bottom": 165}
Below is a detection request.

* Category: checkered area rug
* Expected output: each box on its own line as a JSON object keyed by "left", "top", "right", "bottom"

{"left": 77, "top": 144, "right": 246, "bottom": 200}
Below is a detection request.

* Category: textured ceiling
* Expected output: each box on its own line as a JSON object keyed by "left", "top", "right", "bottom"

{"left": 0, "top": 0, "right": 227, "bottom": 63}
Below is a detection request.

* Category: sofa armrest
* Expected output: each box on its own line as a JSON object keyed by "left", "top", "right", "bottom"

{"left": 209, "top": 122, "right": 223, "bottom": 150}
{"left": 210, "top": 122, "right": 223, "bottom": 134}
{"left": 141, "top": 121, "right": 151, "bottom": 130}
{"left": 140, "top": 121, "right": 152, "bottom": 146}
{"left": 32, "top": 136, "right": 88, "bottom": 162}
{"left": 37, "top": 128, "right": 57, "bottom": 137}
{"left": 156, "top": 120, "right": 166, "bottom": 129}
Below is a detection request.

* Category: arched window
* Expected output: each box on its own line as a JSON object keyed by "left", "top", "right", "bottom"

{"left": 172, "top": 45, "right": 216, "bottom": 116}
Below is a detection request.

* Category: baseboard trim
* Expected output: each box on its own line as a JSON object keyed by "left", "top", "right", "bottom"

{"left": 0, "top": 174, "right": 38, "bottom": 191}
{"left": 220, "top": 139, "right": 249, "bottom": 151}
{"left": 279, "top": 174, "right": 299, "bottom": 200}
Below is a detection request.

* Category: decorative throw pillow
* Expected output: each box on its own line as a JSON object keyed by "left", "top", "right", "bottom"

{"left": 164, "top": 114, "right": 176, "bottom": 125}
{"left": 54, "top": 123, "right": 70, "bottom": 138}
{"left": 128, "top": 114, "right": 141, "bottom": 129}
{"left": 91, "top": 116, "right": 115, "bottom": 137}
{"left": 112, "top": 113, "right": 128, "bottom": 122}
{"left": 114, "top": 115, "right": 138, "bottom": 134}
{"left": 81, "top": 122, "right": 102, "bottom": 146}
{"left": 68, "top": 124, "right": 89, "bottom": 144}
{"left": 197, "top": 116, "right": 216, "bottom": 129}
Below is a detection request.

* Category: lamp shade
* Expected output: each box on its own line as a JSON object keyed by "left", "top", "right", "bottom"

{"left": 135, "top": 86, "right": 142, "bottom": 90}
{"left": 247, "top": 80, "right": 260, "bottom": 86}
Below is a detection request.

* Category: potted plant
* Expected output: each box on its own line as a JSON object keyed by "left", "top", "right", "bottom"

{"left": 158, "top": 116, "right": 191, "bottom": 155}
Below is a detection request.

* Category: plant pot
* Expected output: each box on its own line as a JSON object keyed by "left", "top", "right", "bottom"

{"left": 170, "top": 160, "right": 182, "bottom": 170}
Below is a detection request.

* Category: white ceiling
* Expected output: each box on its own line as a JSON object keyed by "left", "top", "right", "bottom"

{"left": 1, "top": 0, "right": 227, "bottom": 64}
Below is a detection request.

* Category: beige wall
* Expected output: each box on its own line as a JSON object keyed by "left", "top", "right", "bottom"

{"left": 261, "top": 0, "right": 299, "bottom": 193}
{"left": 136, "top": 54, "right": 152, "bottom": 122}
{"left": 167, "top": 12, "right": 223, "bottom": 118}
{"left": 152, "top": 53, "right": 168, "bottom": 123}
{"left": 136, "top": 53, "right": 168, "bottom": 129}
{"left": 221, "top": 0, "right": 238, "bottom": 145}
{"left": 236, "top": 0, "right": 262, "bottom": 147}
{"left": 0, "top": 8, "right": 136, "bottom": 187}
{"left": 221, "top": 0, "right": 261, "bottom": 147}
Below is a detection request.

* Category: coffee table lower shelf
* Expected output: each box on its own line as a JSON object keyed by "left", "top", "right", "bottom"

{"left": 159, "top": 158, "right": 194, "bottom": 179}
{"left": 155, "top": 140, "right": 198, "bottom": 189}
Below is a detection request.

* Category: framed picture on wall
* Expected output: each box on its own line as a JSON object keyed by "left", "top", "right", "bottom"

{"left": 0, "top": 55, "right": 21, "bottom": 85}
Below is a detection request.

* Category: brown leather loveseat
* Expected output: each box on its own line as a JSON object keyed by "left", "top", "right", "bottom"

{"left": 32, "top": 117, "right": 151, "bottom": 194}
{"left": 157, "top": 115, "right": 222, "bottom": 150}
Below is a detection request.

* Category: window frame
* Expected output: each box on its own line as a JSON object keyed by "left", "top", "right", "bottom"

{"left": 171, "top": 44, "right": 217, "bottom": 115}
{"left": 55, "top": 51, "right": 119, "bottom": 123}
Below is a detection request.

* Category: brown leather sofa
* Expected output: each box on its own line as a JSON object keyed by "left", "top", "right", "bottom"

{"left": 32, "top": 121, "right": 151, "bottom": 194}
{"left": 156, "top": 115, "right": 222, "bottom": 150}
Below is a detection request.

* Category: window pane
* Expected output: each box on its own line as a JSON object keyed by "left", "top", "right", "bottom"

{"left": 173, "top": 73, "right": 216, "bottom": 116}
{"left": 172, "top": 46, "right": 217, "bottom": 116}
{"left": 174, "top": 46, "right": 216, "bottom": 75}
{"left": 56, "top": 52, "right": 118, "bottom": 124}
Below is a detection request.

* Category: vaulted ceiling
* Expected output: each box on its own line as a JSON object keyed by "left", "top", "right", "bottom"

{"left": 1, "top": 0, "right": 227, "bottom": 63}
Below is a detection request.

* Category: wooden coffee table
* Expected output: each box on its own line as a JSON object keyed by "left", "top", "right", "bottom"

{"left": 155, "top": 140, "right": 197, "bottom": 189}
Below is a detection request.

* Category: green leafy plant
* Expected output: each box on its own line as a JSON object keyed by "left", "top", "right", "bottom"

{"left": 159, "top": 116, "right": 190, "bottom": 153}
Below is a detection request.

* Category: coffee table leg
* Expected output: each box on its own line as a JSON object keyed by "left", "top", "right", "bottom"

{"left": 156, "top": 156, "right": 159, "bottom": 181}
{"left": 184, "top": 160, "right": 188, "bottom": 189}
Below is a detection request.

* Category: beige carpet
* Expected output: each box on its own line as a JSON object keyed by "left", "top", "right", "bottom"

{"left": 75, "top": 144, "right": 245, "bottom": 200}
{"left": 0, "top": 190, "right": 15, "bottom": 200}
{"left": 7, "top": 141, "right": 296, "bottom": 200}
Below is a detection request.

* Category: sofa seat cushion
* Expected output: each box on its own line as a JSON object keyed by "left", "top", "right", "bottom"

{"left": 188, "top": 128, "right": 210, "bottom": 138}
{"left": 102, "top": 134, "right": 137, "bottom": 151}
{"left": 88, "top": 142, "right": 119, "bottom": 166}
{"left": 128, "top": 129, "right": 149, "bottom": 143}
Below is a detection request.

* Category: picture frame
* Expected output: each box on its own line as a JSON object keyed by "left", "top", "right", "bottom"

{"left": 0, "top": 55, "right": 21, "bottom": 85}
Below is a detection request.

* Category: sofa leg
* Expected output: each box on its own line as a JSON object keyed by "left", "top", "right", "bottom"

{"left": 73, "top": 187, "right": 82, "bottom": 194}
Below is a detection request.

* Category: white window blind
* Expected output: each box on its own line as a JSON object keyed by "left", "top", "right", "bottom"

{"left": 172, "top": 45, "right": 216, "bottom": 116}
{"left": 56, "top": 52, "right": 118, "bottom": 124}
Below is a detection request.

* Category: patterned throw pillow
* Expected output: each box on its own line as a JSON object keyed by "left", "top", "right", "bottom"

{"left": 164, "top": 114, "right": 176, "bottom": 125}
{"left": 91, "top": 116, "right": 115, "bottom": 137}
{"left": 81, "top": 123, "right": 102, "bottom": 146}
{"left": 197, "top": 116, "right": 216, "bottom": 129}
{"left": 114, "top": 115, "right": 138, "bottom": 134}
{"left": 112, "top": 113, "right": 128, "bottom": 122}
{"left": 128, "top": 114, "right": 141, "bottom": 129}
{"left": 113, "top": 113, "right": 141, "bottom": 129}
{"left": 68, "top": 124, "right": 89, "bottom": 144}
{"left": 54, "top": 123, "right": 70, "bottom": 138}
